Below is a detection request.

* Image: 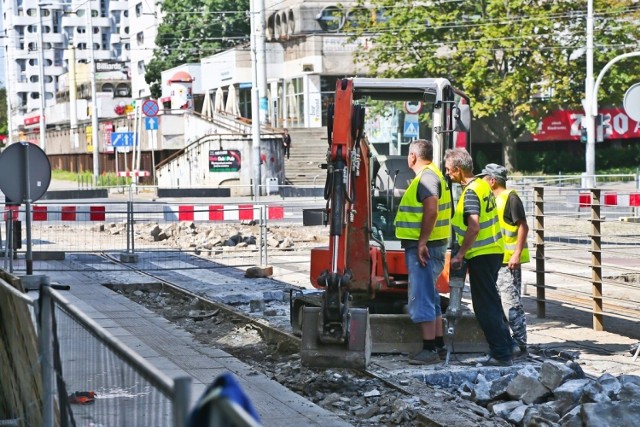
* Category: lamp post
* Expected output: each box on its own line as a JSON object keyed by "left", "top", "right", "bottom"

{"left": 86, "top": 0, "right": 100, "bottom": 184}
{"left": 37, "top": 4, "right": 47, "bottom": 151}
{"left": 1, "top": 35, "right": 13, "bottom": 144}
{"left": 583, "top": 0, "right": 595, "bottom": 188}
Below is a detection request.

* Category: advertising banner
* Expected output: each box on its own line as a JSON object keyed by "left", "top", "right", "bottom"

{"left": 209, "top": 150, "right": 241, "bottom": 172}
{"left": 532, "top": 107, "right": 640, "bottom": 141}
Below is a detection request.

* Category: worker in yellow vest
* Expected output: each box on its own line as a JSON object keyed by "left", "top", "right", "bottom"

{"left": 444, "top": 149, "right": 514, "bottom": 366}
{"left": 394, "top": 139, "right": 451, "bottom": 365}
{"left": 478, "top": 163, "right": 529, "bottom": 358}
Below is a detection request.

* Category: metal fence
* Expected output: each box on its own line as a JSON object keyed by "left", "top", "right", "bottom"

{"left": 3, "top": 176, "right": 640, "bottom": 334}
{"left": 2, "top": 201, "right": 320, "bottom": 276}
{"left": 0, "top": 276, "right": 191, "bottom": 426}
{"left": 525, "top": 186, "right": 640, "bottom": 332}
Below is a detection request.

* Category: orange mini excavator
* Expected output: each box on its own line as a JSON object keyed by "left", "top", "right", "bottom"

{"left": 296, "top": 78, "right": 473, "bottom": 369}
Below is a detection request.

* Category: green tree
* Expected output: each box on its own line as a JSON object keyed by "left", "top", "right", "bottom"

{"left": 0, "top": 87, "right": 7, "bottom": 145}
{"left": 145, "top": 0, "right": 251, "bottom": 99}
{"left": 352, "top": 0, "right": 640, "bottom": 170}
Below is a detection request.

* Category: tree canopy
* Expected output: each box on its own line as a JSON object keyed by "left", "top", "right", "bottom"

{"left": 145, "top": 0, "right": 251, "bottom": 99}
{"left": 351, "top": 0, "right": 640, "bottom": 169}
{"left": 0, "top": 87, "right": 7, "bottom": 144}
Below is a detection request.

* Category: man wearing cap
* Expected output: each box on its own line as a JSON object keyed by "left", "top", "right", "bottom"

{"left": 478, "top": 163, "right": 529, "bottom": 358}
{"left": 444, "top": 148, "right": 513, "bottom": 366}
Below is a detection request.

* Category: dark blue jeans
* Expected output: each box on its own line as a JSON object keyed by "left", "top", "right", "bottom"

{"left": 467, "top": 253, "right": 514, "bottom": 361}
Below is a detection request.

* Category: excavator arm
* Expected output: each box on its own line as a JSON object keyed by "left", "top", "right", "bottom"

{"left": 301, "top": 79, "right": 373, "bottom": 369}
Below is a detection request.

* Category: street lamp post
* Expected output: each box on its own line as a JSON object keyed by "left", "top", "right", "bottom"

{"left": 583, "top": 0, "right": 595, "bottom": 188}
{"left": 86, "top": 0, "right": 100, "bottom": 184}
{"left": 591, "top": 52, "right": 640, "bottom": 115}
{"left": 1, "top": 35, "right": 13, "bottom": 144}
{"left": 249, "top": 0, "right": 262, "bottom": 198}
{"left": 37, "top": 5, "right": 47, "bottom": 151}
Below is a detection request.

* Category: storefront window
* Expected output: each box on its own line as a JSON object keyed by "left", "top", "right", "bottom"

{"left": 286, "top": 78, "right": 304, "bottom": 127}
{"left": 321, "top": 76, "right": 341, "bottom": 126}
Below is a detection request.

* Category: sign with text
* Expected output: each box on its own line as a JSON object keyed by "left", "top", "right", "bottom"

{"left": 532, "top": 107, "right": 640, "bottom": 142}
{"left": 209, "top": 150, "right": 241, "bottom": 172}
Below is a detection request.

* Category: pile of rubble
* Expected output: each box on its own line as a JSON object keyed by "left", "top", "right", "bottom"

{"left": 93, "top": 221, "right": 328, "bottom": 252}
{"left": 436, "top": 359, "right": 640, "bottom": 426}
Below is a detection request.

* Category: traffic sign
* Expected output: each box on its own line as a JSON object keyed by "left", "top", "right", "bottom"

{"left": 111, "top": 132, "right": 135, "bottom": 147}
{"left": 404, "top": 101, "right": 423, "bottom": 114}
{"left": 145, "top": 116, "right": 159, "bottom": 131}
{"left": 623, "top": 83, "right": 640, "bottom": 122}
{"left": 403, "top": 114, "right": 419, "bottom": 138}
{"left": 142, "top": 99, "right": 159, "bottom": 117}
{"left": 0, "top": 142, "right": 51, "bottom": 203}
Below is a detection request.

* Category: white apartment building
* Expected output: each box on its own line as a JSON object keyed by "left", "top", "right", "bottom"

{"left": 127, "top": 0, "right": 160, "bottom": 99}
{"left": 2, "top": 0, "right": 131, "bottom": 127}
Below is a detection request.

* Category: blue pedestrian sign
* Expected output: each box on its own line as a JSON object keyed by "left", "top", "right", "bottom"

{"left": 145, "top": 117, "right": 159, "bottom": 131}
{"left": 403, "top": 114, "right": 419, "bottom": 138}
{"left": 111, "top": 132, "right": 135, "bottom": 147}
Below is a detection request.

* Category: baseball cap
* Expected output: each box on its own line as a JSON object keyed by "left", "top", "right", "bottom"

{"left": 476, "top": 163, "right": 508, "bottom": 180}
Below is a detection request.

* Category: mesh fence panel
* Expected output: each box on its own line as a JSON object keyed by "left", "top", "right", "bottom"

{"left": 54, "top": 303, "right": 174, "bottom": 427}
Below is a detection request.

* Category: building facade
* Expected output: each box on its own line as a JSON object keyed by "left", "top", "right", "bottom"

{"left": 127, "top": 0, "right": 160, "bottom": 99}
{"left": 198, "top": 0, "right": 371, "bottom": 129}
{"left": 2, "top": 0, "right": 131, "bottom": 129}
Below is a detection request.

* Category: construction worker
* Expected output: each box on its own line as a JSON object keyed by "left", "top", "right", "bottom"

{"left": 395, "top": 139, "right": 451, "bottom": 364}
{"left": 444, "top": 148, "right": 513, "bottom": 366}
{"left": 478, "top": 163, "right": 529, "bottom": 357}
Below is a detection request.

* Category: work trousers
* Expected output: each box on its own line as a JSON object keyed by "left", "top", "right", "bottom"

{"left": 496, "top": 266, "right": 528, "bottom": 347}
{"left": 467, "top": 253, "right": 514, "bottom": 361}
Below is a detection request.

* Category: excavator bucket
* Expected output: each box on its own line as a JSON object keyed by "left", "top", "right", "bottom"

{"left": 300, "top": 307, "right": 372, "bottom": 370}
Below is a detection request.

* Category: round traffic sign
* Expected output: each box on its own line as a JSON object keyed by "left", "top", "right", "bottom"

{"left": 623, "top": 83, "right": 640, "bottom": 122}
{"left": 404, "top": 101, "right": 423, "bottom": 114}
{"left": 0, "top": 142, "right": 52, "bottom": 203}
{"left": 142, "top": 99, "right": 159, "bottom": 117}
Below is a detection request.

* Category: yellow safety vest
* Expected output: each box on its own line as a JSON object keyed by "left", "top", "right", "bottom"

{"left": 451, "top": 178, "right": 503, "bottom": 259}
{"left": 394, "top": 164, "right": 451, "bottom": 241}
{"left": 496, "top": 189, "right": 530, "bottom": 264}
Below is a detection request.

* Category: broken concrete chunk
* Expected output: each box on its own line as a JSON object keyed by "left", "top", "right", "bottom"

{"left": 523, "top": 403, "right": 561, "bottom": 426}
{"left": 581, "top": 401, "right": 640, "bottom": 427}
{"left": 506, "top": 374, "right": 551, "bottom": 405}
{"left": 616, "top": 381, "right": 640, "bottom": 402}
{"left": 244, "top": 266, "right": 273, "bottom": 278}
{"left": 553, "top": 378, "right": 592, "bottom": 404}
{"left": 558, "top": 405, "right": 582, "bottom": 427}
{"left": 506, "top": 403, "right": 528, "bottom": 425}
{"left": 540, "top": 360, "right": 577, "bottom": 389}
{"left": 490, "top": 400, "right": 522, "bottom": 418}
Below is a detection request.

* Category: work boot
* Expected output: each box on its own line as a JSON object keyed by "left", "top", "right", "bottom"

{"left": 409, "top": 349, "right": 440, "bottom": 365}
{"left": 476, "top": 356, "right": 513, "bottom": 367}
{"left": 512, "top": 344, "right": 528, "bottom": 359}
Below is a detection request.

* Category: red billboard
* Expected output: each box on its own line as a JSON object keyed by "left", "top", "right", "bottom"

{"left": 532, "top": 107, "right": 640, "bottom": 141}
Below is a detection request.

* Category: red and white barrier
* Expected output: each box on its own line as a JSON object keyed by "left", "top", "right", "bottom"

{"left": 163, "top": 204, "right": 284, "bottom": 222}
{"left": 579, "top": 192, "right": 640, "bottom": 208}
{"left": 4, "top": 205, "right": 106, "bottom": 221}
{"left": 4, "top": 204, "right": 285, "bottom": 222}
{"left": 117, "top": 170, "right": 150, "bottom": 177}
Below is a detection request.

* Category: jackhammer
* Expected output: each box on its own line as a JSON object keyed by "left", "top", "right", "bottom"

{"left": 443, "top": 245, "right": 467, "bottom": 366}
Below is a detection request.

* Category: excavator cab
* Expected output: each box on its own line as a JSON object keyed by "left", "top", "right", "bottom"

{"left": 300, "top": 78, "right": 471, "bottom": 369}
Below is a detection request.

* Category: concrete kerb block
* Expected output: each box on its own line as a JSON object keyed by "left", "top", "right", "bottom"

{"left": 245, "top": 266, "right": 273, "bottom": 278}
{"left": 19, "top": 274, "right": 51, "bottom": 291}
{"left": 119, "top": 252, "right": 139, "bottom": 263}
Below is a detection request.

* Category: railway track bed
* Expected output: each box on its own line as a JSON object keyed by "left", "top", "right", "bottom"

{"left": 97, "top": 252, "right": 614, "bottom": 427}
